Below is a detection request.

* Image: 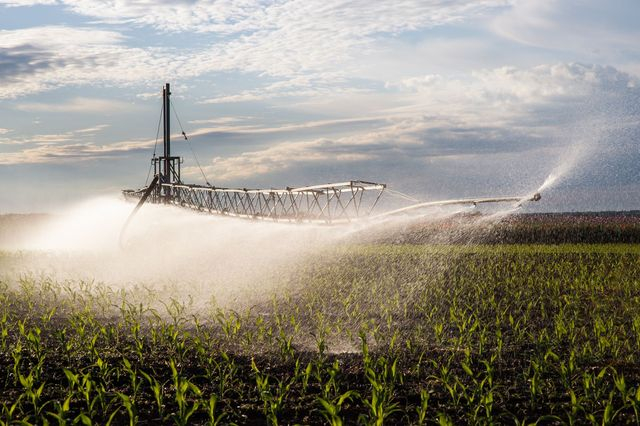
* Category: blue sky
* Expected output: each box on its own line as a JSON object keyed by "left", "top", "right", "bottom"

{"left": 0, "top": 0, "right": 639, "bottom": 212}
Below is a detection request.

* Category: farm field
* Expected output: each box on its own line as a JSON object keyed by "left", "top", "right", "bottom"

{"left": 1, "top": 214, "right": 640, "bottom": 424}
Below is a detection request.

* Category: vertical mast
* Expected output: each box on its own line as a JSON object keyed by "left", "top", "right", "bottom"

{"left": 163, "top": 83, "right": 171, "bottom": 184}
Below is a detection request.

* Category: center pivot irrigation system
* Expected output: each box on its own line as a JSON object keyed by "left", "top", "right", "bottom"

{"left": 122, "top": 84, "right": 540, "bottom": 229}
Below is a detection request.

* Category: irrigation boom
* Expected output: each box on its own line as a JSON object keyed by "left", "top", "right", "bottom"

{"left": 122, "top": 84, "right": 540, "bottom": 226}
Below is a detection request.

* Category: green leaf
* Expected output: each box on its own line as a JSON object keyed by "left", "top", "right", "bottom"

{"left": 461, "top": 361, "right": 473, "bottom": 377}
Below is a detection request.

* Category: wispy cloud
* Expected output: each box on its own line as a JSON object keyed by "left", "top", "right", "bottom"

{"left": 183, "top": 113, "right": 526, "bottom": 181}
{"left": 190, "top": 117, "right": 384, "bottom": 137}
{"left": 4, "top": 61, "right": 636, "bottom": 172}
{"left": 2, "top": 1, "right": 639, "bottom": 104}
{"left": 8, "top": 1, "right": 507, "bottom": 35}
{"left": 184, "top": 137, "right": 378, "bottom": 181}
{"left": 188, "top": 116, "right": 253, "bottom": 125}
{"left": 492, "top": 0, "right": 640, "bottom": 67}
{"left": 16, "top": 98, "right": 134, "bottom": 113}
{"left": 200, "top": 79, "right": 370, "bottom": 105}
{"left": 0, "top": 123, "right": 139, "bottom": 160}
{"left": 185, "top": 63, "right": 639, "bottom": 182}
{"left": 0, "top": 2, "right": 510, "bottom": 99}
{"left": 1, "top": 124, "right": 108, "bottom": 144}
{"left": 388, "top": 63, "right": 639, "bottom": 117}
{"left": 75, "top": 124, "right": 110, "bottom": 133}
{"left": 0, "top": 26, "right": 177, "bottom": 98}
{"left": 0, "top": 138, "right": 153, "bottom": 165}
{"left": 0, "top": 0, "right": 57, "bottom": 6}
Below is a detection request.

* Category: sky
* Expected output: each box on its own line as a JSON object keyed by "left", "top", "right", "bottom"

{"left": 0, "top": 0, "right": 639, "bottom": 213}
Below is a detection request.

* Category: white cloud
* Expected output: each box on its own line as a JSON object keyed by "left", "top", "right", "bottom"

{"left": 185, "top": 138, "right": 377, "bottom": 181}
{"left": 188, "top": 1, "right": 511, "bottom": 79}
{"left": 188, "top": 116, "right": 383, "bottom": 137}
{"left": 16, "top": 98, "right": 134, "bottom": 113}
{"left": 75, "top": 124, "right": 110, "bottom": 133}
{"left": 0, "top": 0, "right": 57, "bottom": 6}
{"left": 5, "top": 62, "right": 635, "bottom": 170}
{"left": 0, "top": 25, "right": 123, "bottom": 47}
{"left": 0, "top": 26, "right": 183, "bottom": 98}
{"left": 391, "top": 63, "right": 638, "bottom": 115}
{"left": 18, "top": 1, "right": 508, "bottom": 35}
{"left": 199, "top": 73, "right": 372, "bottom": 104}
{"left": 188, "top": 116, "right": 253, "bottom": 125}
{"left": 0, "top": 2, "right": 513, "bottom": 100}
{"left": 186, "top": 63, "right": 639, "bottom": 181}
{"left": 492, "top": 0, "right": 640, "bottom": 61}
{"left": 2, "top": 1, "right": 638, "bottom": 110}
{"left": 0, "top": 137, "right": 153, "bottom": 164}
{"left": 185, "top": 115, "right": 458, "bottom": 181}
{"left": 0, "top": 123, "right": 147, "bottom": 159}
{"left": 56, "top": 0, "right": 266, "bottom": 33}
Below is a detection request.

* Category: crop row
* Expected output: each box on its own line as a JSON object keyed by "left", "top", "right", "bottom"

{"left": 0, "top": 244, "right": 639, "bottom": 424}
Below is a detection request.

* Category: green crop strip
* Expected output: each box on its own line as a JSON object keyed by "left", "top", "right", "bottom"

{"left": 1, "top": 240, "right": 640, "bottom": 424}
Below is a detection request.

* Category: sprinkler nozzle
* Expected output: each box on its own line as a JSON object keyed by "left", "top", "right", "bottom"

{"left": 530, "top": 192, "right": 541, "bottom": 202}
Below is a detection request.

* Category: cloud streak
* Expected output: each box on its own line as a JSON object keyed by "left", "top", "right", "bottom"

{"left": 0, "top": 123, "right": 150, "bottom": 164}
{"left": 6, "top": 63, "right": 637, "bottom": 174}
{"left": 184, "top": 63, "right": 639, "bottom": 183}
{"left": 491, "top": 0, "right": 640, "bottom": 75}
{"left": 3, "top": 0, "right": 508, "bottom": 35}
{"left": 16, "top": 98, "right": 135, "bottom": 113}
{"left": 0, "top": 138, "right": 153, "bottom": 164}
{"left": 0, "top": 26, "right": 180, "bottom": 98}
{"left": 0, "top": 2, "right": 511, "bottom": 99}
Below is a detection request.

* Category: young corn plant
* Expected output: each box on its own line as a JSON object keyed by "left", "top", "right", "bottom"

{"left": 362, "top": 355, "right": 402, "bottom": 425}
{"left": 251, "top": 356, "right": 299, "bottom": 426}
{"left": 46, "top": 396, "right": 72, "bottom": 425}
{"left": 202, "top": 351, "right": 238, "bottom": 402}
{"left": 315, "top": 359, "right": 342, "bottom": 400}
{"left": 317, "top": 390, "right": 358, "bottom": 426}
{"left": 1, "top": 399, "right": 22, "bottom": 426}
{"left": 456, "top": 357, "right": 497, "bottom": 423}
{"left": 170, "top": 359, "right": 201, "bottom": 426}
{"left": 115, "top": 392, "right": 138, "bottom": 426}
{"left": 205, "top": 394, "right": 226, "bottom": 426}
{"left": 276, "top": 329, "right": 295, "bottom": 361}
{"left": 122, "top": 358, "right": 143, "bottom": 402}
{"left": 415, "top": 389, "right": 430, "bottom": 426}
{"left": 11, "top": 342, "right": 23, "bottom": 386}
{"left": 140, "top": 370, "right": 166, "bottom": 420}
{"left": 18, "top": 370, "right": 47, "bottom": 420}
{"left": 0, "top": 312, "right": 9, "bottom": 352}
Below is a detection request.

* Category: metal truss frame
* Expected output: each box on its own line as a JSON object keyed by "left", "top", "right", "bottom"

{"left": 121, "top": 84, "right": 543, "bottom": 230}
{"left": 124, "top": 180, "right": 386, "bottom": 224}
